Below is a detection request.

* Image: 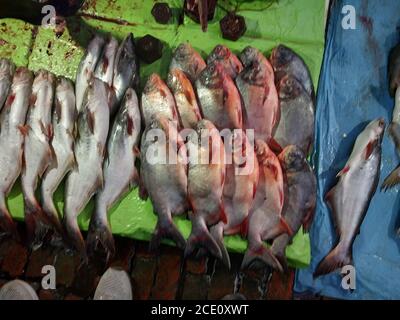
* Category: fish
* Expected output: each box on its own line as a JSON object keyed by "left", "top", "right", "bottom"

{"left": 207, "top": 45, "right": 243, "bottom": 79}
{"left": 140, "top": 116, "right": 188, "bottom": 251}
{"left": 0, "top": 58, "right": 15, "bottom": 113}
{"left": 236, "top": 48, "right": 279, "bottom": 146}
{"left": 169, "top": 43, "right": 206, "bottom": 83}
{"left": 94, "top": 35, "right": 119, "bottom": 87}
{"left": 270, "top": 44, "right": 315, "bottom": 100}
{"left": 87, "top": 88, "right": 141, "bottom": 262}
{"left": 40, "top": 77, "right": 76, "bottom": 237}
{"left": 382, "top": 44, "right": 400, "bottom": 190}
{"left": 21, "top": 70, "right": 56, "bottom": 247}
{"left": 141, "top": 73, "right": 179, "bottom": 126}
{"left": 112, "top": 33, "right": 140, "bottom": 111}
{"left": 167, "top": 68, "right": 202, "bottom": 129}
{"left": 209, "top": 130, "right": 259, "bottom": 269}
{"left": 271, "top": 145, "right": 317, "bottom": 272}
{"left": 0, "top": 67, "right": 33, "bottom": 238}
{"left": 185, "top": 119, "right": 226, "bottom": 260}
{"left": 64, "top": 77, "right": 110, "bottom": 259}
{"left": 314, "top": 118, "right": 385, "bottom": 277}
{"left": 75, "top": 35, "right": 105, "bottom": 113}
{"left": 195, "top": 63, "right": 243, "bottom": 130}
{"left": 241, "top": 140, "right": 293, "bottom": 273}
{"left": 272, "top": 75, "right": 315, "bottom": 155}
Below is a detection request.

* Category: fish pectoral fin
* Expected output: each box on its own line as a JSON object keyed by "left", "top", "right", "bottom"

{"left": 336, "top": 165, "right": 350, "bottom": 178}
{"left": 381, "top": 166, "right": 400, "bottom": 191}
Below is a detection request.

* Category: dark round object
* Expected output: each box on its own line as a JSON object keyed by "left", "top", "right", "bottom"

{"left": 220, "top": 12, "right": 247, "bottom": 42}
{"left": 136, "top": 35, "right": 163, "bottom": 64}
{"left": 151, "top": 2, "right": 172, "bottom": 24}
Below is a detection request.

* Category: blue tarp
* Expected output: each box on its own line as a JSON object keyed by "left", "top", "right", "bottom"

{"left": 295, "top": 0, "right": 400, "bottom": 300}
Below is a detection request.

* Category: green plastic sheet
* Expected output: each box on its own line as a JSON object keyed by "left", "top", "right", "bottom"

{"left": 0, "top": 0, "right": 326, "bottom": 268}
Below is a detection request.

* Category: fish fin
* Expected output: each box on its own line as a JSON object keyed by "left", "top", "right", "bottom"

{"left": 219, "top": 202, "right": 228, "bottom": 224}
{"left": 241, "top": 245, "right": 283, "bottom": 273}
{"left": 130, "top": 168, "right": 140, "bottom": 189}
{"left": 279, "top": 217, "right": 294, "bottom": 237}
{"left": 86, "top": 214, "right": 115, "bottom": 265}
{"left": 210, "top": 224, "right": 231, "bottom": 269}
{"left": 184, "top": 218, "right": 222, "bottom": 260}
{"left": 302, "top": 207, "right": 316, "bottom": 233}
{"left": 240, "top": 216, "right": 249, "bottom": 238}
{"left": 314, "top": 242, "right": 352, "bottom": 278}
{"left": 268, "top": 137, "right": 283, "bottom": 154}
{"left": 336, "top": 165, "right": 350, "bottom": 177}
{"left": 64, "top": 215, "right": 87, "bottom": 262}
{"left": 271, "top": 236, "right": 290, "bottom": 274}
{"left": 149, "top": 217, "right": 186, "bottom": 252}
{"left": 381, "top": 166, "right": 400, "bottom": 191}
{"left": 24, "top": 198, "right": 50, "bottom": 250}
{"left": 0, "top": 205, "right": 20, "bottom": 242}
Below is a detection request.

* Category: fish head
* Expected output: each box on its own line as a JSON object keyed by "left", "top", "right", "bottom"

{"left": 13, "top": 67, "right": 33, "bottom": 86}
{"left": 209, "top": 45, "right": 230, "bottom": 62}
{"left": 198, "top": 62, "right": 224, "bottom": 88}
{"left": 240, "top": 46, "right": 259, "bottom": 67}
{"left": 173, "top": 43, "right": 195, "bottom": 62}
{"left": 366, "top": 118, "right": 386, "bottom": 142}
{"left": 270, "top": 45, "right": 294, "bottom": 70}
{"left": 278, "top": 145, "right": 306, "bottom": 172}
{"left": 0, "top": 58, "right": 14, "bottom": 77}
{"left": 240, "top": 61, "right": 267, "bottom": 86}
{"left": 278, "top": 75, "right": 303, "bottom": 100}
{"left": 143, "top": 73, "right": 165, "bottom": 95}
{"left": 56, "top": 76, "right": 74, "bottom": 93}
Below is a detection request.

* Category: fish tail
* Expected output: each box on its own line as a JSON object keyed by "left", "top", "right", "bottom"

{"left": 271, "top": 234, "right": 290, "bottom": 273}
{"left": 241, "top": 243, "right": 283, "bottom": 273}
{"left": 41, "top": 194, "right": 64, "bottom": 237}
{"left": 381, "top": 165, "right": 400, "bottom": 191}
{"left": 184, "top": 217, "right": 222, "bottom": 260}
{"left": 149, "top": 215, "right": 186, "bottom": 252}
{"left": 86, "top": 210, "right": 115, "bottom": 265}
{"left": 64, "top": 215, "right": 87, "bottom": 263}
{"left": 313, "top": 242, "right": 352, "bottom": 278}
{"left": 24, "top": 197, "right": 50, "bottom": 249}
{"left": 0, "top": 197, "right": 19, "bottom": 241}
{"left": 210, "top": 223, "right": 231, "bottom": 269}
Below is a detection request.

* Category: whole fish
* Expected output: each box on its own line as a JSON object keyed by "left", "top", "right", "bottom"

{"left": 185, "top": 119, "right": 226, "bottom": 260}
{"left": 40, "top": 77, "right": 76, "bottom": 236}
{"left": 87, "top": 88, "right": 141, "bottom": 262}
{"left": 112, "top": 33, "right": 140, "bottom": 110}
{"left": 314, "top": 119, "right": 385, "bottom": 277}
{"left": 141, "top": 73, "right": 179, "bottom": 126}
{"left": 94, "top": 35, "right": 119, "bottom": 87}
{"left": 207, "top": 45, "right": 243, "bottom": 79}
{"left": 273, "top": 75, "right": 315, "bottom": 155}
{"left": 140, "top": 116, "right": 188, "bottom": 251}
{"left": 271, "top": 145, "right": 317, "bottom": 272}
{"left": 242, "top": 140, "right": 292, "bottom": 272}
{"left": 0, "top": 58, "right": 15, "bottom": 113}
{"left": 195, "top": 63, "right": 242, "bottom": 130}
{"left": 169, "top": 43, "right": 206, "bottom": 83}
{"left": 21, "top": 70, "right": 55, "bottom": 246}
{"left": 75, "top": 35, "right": 105, "bottom": 113}
{"left": 167, "top": 68, "right": 202, "bottom": 129}
{"left": 270, "top": 44, "right": 315, "bottom": 100}
{"left": 0, "top": 67, "right": 33, "bottom": 238}
{"left": 382, "top": 44, "right": 400, "bottom": 189}
{"left": 210, "top": 130, "right": 259, "bottom": 269}
{"left": 236, "top": 48, "right": 279, "bottom": 146}
{"left": 64, "top": 78, "right": 110, "bottom": 258}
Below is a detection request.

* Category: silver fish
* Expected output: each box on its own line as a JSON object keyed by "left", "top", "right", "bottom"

{"left": 94, "top": 35, "right": 119, "bottom": 87}
{"left": 195, "top": 63, "right": 242, "bottom": 130}
{"left": 141, "top": 73, "right": 179, "bottom": 126}
{"left": 242, "top": 140, "right": 292, "bottom": 272}
{"left": 270, "top": 44, "right": 315, "bottom": 100}
{"left": 75, "top": 35, "right": 105, "bottom": 113}
{"left": 210, "top": 130, "right": 259, "bottom": 269}
{"left": 273, "top": 75, "right": 315, "bottom": 155}
{"left": 207, "top": 45, "right": 243, "bottom": 79}
{"left": 272, "top": 145, "right": 317, "bottom": 272}
{"left": 314, "top": 119, "right": 385, "bottom": 277}
{"left": 87, "top": 88, "right": 141, "bottom": 262}
{"left": 185, "top": 119, "right": 226, "bottom": 260}
{"left": 0, "top": 67, "right": 33, "bottom": 238}
{"left": 21, "top": 70, "right": 55, "bottom": 246}
{"left": 169, "top": 43, "right": 206, "bottom": 83}
{"left": 64, "top": 78, "right": 110, "bottom": 258}
{"left": 140, "top": 116, "right": 188, "bottom": 251}
{"left": 40, "top": 77, "right": 76, "bottom": 236}
{"left": 167, "top": 68, "right": 202, "bottom": 129}
{"left": 0, "top": 58, "right": 15, "bottom": 113}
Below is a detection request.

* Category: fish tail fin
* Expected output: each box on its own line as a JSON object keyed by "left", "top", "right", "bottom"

{"left": 0, "top": 198, "right": 19, "bottom": 241}
{"left": 381, "top": 166, "right": 400, "bottom": 191}
{"left": 314, "top": 242, "right": 352, "bottom": 278}
{"left": 210, "top": 223, "right": 231, "bottom": 269}
{"left": 64, "top": 215, "right": 87, "bottom": 263}
{"left": 24, "top": 197, "right": 50, "bottom": 249}
{"left": 149, "top": 215, "right": 186, "bottom": 252}
{"left": 41, "top": 194, "right": 64, "bottom": 238}
{"left": 86, "top": 210, "right": 115, "bottom": 265}
{"left": 271, "top": 235, "right": 290, "bottom": 273}
{"left": 241, "top": 244, "right": 283, "bottom": 273}
{"left": 184, "top": 217, "right": 222, "bottom": 260}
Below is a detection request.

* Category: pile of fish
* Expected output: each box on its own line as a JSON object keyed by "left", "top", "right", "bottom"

{"left": 0, "top": 35, "right": 318, "bottom": 273}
